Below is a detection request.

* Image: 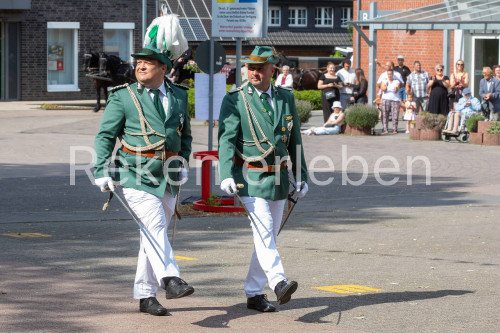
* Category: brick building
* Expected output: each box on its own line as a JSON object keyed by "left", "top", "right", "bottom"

{"left": 164, "top": 0, "right": 353, "bottom": 70}
{"left": 0, "top": 0, "right": 156, "bottom": 101}
{"left": 352, "top": 0, "right": 500, "bottom": 99}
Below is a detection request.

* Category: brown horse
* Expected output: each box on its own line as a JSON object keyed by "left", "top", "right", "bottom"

{"left": 83, "top": 52, "right": 136, "bottom": 112}
{"left": 290, "top": 68, "right": 323, "bottom": 91}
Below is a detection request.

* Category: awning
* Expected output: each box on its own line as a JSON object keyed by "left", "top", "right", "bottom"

{"left": 351, "top": 0, "right": 500, "bottom": 31}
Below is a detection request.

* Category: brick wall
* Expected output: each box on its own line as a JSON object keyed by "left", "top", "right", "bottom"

{"left": 0, "top": 0, "right": 157, "bottom": 101}
{"left": 353, "top": 0, "right": 455, "bottom": 82}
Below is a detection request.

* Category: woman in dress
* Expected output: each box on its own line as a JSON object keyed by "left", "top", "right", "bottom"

{"left": 450, "top": 59, "right": 469, "bottom": 110}
{"left": 350, "top": 68, "right": 368, "bottom": 105}
{"left": 380, "top": 69, "right": 401, "bottom": 134}
{"left": 317, "top": 62, "right": 342, "bottom": 122}
{"left": 428, "top": 64, "right": 450, "bottom": 115}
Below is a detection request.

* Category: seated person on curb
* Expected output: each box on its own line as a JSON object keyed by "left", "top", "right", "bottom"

{"left": 302, "top": 101, "right": 345, "bottom": 135}
{"left": 443, "top": 88, "right": 481, "bottom": 134}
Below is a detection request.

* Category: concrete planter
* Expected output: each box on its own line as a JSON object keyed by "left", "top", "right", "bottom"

{"left": 415, "top": 115, "right": 425, "bottom": 130}
{"left": 345, "top": 124, "right": 372, "bottom": 136}
{"left": 469, "top": 132, "right": 483, "bottom": 145}
{"left": 483, "top": 133, "right": 500, "bottom": 146}
{"left": 409, "top": 128, "right": 420, "bottom": 140}
{"left": 420, "top": 129, "right": 441, "bottom": 140}
{"left": 478, "top": 121, "right": 500, "bottom": 134}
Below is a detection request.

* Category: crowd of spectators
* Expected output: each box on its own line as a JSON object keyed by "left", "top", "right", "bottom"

{"left": 272, "top": 54, "right": 500, "bottom": 135}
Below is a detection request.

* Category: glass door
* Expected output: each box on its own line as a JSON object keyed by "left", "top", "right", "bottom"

{"left": 473, "top": 37, "right": 499, "bottom": 98}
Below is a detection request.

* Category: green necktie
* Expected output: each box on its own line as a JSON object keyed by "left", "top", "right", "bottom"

{"left": 260, "top": 92, "right": 273, "bottom": 120}
{"left": 151, "top": 89, "right": 166, "bottom": 122}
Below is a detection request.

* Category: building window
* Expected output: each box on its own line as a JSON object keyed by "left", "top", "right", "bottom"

{"left": 341, "top": 7, "right": 352, "bottom": 28}
{"left": 268, "top": 6, "right": 281, "bottom": 27}
{"left": 289, "top": 7, "right": 307, "bottom": 27}
{"left": 103, "top": 23, "right": 135, "bottom": 62}
{"left": 315, "top": 7, "right": 333, "bottom": 27}
{"left": 47, "top": 22, "right": 79, "bottom": 92}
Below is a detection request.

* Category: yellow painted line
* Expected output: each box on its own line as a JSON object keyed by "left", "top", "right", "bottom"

{"left": 314, "top": 285, "right": 383, "bottom": 294}
{"left": 175, "top": 256, "right": 198, "bottom": 261}
{"left": 1, "top": 233, "right": 52, "bottom": 238}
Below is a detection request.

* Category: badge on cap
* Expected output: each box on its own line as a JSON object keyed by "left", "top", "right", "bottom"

{"left": 286, "top": 116, "right": 293, "bottom": 120}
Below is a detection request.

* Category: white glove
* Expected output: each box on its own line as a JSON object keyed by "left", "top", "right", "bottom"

{"left": 221, "top": 178, "right": 238, "bottom": 195}
{"left": 178, "top": 167, "right": 188, "bottom": 183}
{"left": 295, "top": 182, "right": 308, "bottom": 199}
{"left": 94, "top": 176, "right": 115, "bottom": 192}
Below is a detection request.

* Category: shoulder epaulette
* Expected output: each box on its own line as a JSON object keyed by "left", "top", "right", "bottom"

{"left": 110, "top": 83, "right": 129, "bottom": 92}
{"left": 228, "top": 86, "right": 243, "bottom": 94}
{"left": 275, "top": 85, "right": 292, "bottom": 92}
{"left": 274, "top": 85, "right": 293, "bottom": 96}
{"left": 169, "top": 81, "right": 190, "bottom": 90}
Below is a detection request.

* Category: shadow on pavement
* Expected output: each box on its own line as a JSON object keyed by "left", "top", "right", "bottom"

{"left": 173, "top": 289, "right": 473, "bottom": 328}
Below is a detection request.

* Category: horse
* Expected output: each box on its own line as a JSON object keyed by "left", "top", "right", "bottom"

{"left": 83, "top": 51, "right": 136, "bottom": 112}
{"left": 290, "top": 68, "right": 323, "bottom": 91}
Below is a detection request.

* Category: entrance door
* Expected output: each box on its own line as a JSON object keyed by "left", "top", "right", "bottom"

{"left": 473, "top": 37, "right": 499, "bottom": 98}
{"left": 0, "top": 22, "right": 20, "bottom": 100}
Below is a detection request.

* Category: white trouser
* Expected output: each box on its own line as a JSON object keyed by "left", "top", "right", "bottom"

{"left": 120, "top": 187, "right": 180, "bottom": 299}
{"left": 241, "top": 196, "right": 287, "bottom": 298}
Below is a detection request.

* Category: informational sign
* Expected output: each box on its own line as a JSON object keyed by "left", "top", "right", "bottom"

{"left": 194, "top": 73, "right": 226, "bottom": 120}
{"left": 212, "top": 0, "right": 267, "bottom": 38}
{"left": 48, "top": 45, "right": 64, "bottom": 71}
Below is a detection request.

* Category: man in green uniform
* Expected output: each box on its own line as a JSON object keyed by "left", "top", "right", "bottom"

{"left": 93, "top": 15, "right": 194, "bottom": 316}
{"left": 218, "top": 46, "right": 308, "bottom": 312}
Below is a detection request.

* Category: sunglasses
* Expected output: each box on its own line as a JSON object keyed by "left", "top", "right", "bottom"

{"left": 436, "top": 69, "right": 443, "bottom": 72}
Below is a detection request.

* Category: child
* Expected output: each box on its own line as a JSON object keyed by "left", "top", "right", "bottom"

{"left": 403, "top": 92, "right": 417, "bottom": 133}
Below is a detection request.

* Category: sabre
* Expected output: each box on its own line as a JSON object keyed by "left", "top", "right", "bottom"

{"left": 171, "top": 186, "right": 182, "bottom": 247}
{"left": 104, "top": 186, "right": 166, "bottom": 267}
{"left": 278, "top": 181, "right": 305, "bottom": 235}
{"left": 231, "top": 184, "right": 266, "bottom": 246}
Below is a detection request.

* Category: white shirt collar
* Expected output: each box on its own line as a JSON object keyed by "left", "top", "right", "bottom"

{"left": 255, "top": 84, "right": 273, "bottom": 99}
{"left": 147, "top": 82, "right": 166, "bottom": 96}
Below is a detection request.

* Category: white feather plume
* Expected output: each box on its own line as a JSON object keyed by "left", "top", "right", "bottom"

{"left": 144, "top": 14, "right": 188, "bottom": 61}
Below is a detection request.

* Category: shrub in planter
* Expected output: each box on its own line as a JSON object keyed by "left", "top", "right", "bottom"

{"left": 484, "top": 122, "right": 500, "bottom": 146}
{"left": 419, "top": 113, "right": 446, "bottom": 140}
{"left": 295, "top": 99, "right": 313, "bottom": 124}
{"left": 294, "top": 90, "right": 322, "bottom": 110}
{"left": 344, "top": 105, "right": 379, "bottom": 131}
{"left": 421, "top": 113, "right": 447, "bottom": 131}
{"left": 465, "top": 114, "right": 486, "bottom": 133}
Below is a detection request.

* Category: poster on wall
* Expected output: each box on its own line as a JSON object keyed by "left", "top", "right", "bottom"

{"left": 48, "top": 45, "right": 64, "bottom": 71}
{"left": 212, "top": 0, "right": 267, "bottom": 38}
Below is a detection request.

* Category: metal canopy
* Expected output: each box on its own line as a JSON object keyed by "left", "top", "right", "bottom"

{"left": 351, "top": 0, "right": 500, "bottom": 31}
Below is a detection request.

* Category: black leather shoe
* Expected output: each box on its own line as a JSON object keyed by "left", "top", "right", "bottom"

{"left": 139, "top": 297, "right": 168, "bottom": 316}
{"left": 247, "top": 294, "right": 276, "bottom": 312}
{"left": 274, "top": 280, "right": 298, "bottom": 305}
{"left": 162, "top": 276, "right": 195, "bottom": 299}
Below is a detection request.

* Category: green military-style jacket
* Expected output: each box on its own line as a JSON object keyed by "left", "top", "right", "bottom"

{"left": 218, "top": 83, "right": 308, "bottom": 200}
{"left": 94, "top": 79, "right": 192, "bottom": 198}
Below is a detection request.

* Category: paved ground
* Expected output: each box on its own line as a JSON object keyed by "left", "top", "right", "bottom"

{"left": 0, "top": 100, "right": 499, "bottom": 332}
